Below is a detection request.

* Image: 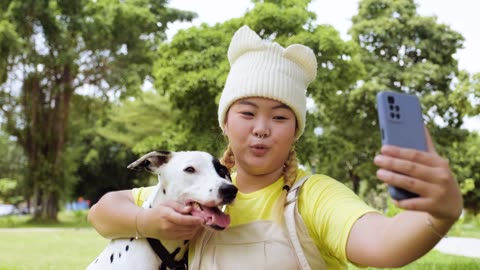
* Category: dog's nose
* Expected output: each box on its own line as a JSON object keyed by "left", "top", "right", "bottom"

{"left": 219, "top": 184, "right": 238, "bottom": 204}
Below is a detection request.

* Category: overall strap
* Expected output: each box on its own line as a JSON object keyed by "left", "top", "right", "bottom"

{"left": 284, "top": 174, "right": 312, "bottom": 270}
{"left": 146, "top": 238, "right": 187, "bottom": 270}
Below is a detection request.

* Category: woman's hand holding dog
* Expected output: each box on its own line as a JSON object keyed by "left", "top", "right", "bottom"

{"left": 88, "top": 191, "right": 204, "bottom": 240}
{"left": 137, "top": 201, "right": 205, "bottom": 240}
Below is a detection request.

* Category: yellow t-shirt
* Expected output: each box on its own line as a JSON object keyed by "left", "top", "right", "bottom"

{"left": 132, "top": 169, "right": 377, "bottom": 269}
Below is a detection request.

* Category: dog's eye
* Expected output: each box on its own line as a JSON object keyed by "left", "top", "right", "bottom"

{"left": 184, "top": 166, "right": 196, "bottom": 173}
{"left": 219, "top": 168, "right": 228, "bottom": 178}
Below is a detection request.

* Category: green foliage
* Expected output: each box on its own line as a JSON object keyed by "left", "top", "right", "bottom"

{"left": 0, "top": 0, "right": 196, "bottom": 220}
{"left": 153, "top": 24, "right": 233, "bottom": 155}
{"left": 360, "top": 181, "right": 388, "bottom": 210}
{"left": 68, "top": 94, "right": 149, "bottom": 204}
{"left": 151, "top": 0, "right": 365, "bottom": 159}
{"left": 0, "top": 210, "right": 92, "bottom": 228}
{"left": 384, "top": 198, "right": 403, "bottom": 217}
{"left": 0, "top": 131, "right": 25, "bottom": 179}
{"left": 460, "top": 179, "right": 475, "bottom": 195}
{"left": 451, "top": 71, "right": 480, "bottom": 117}
{"left": 447, "top": 132, "right": 480, "bottom": 213}
{"left": 0, "top": 20, "right": 21, "bottom": 83}
{"left": 0, "top": 131, "right": 26, "bottom": 204}
{"left": 313, "top": 0, "right": 477, "bottom": 197}
{"left": 349, "top": 0, "right": 467, "bottom": 128}
{"left": 0, "top": 178, "right": 23, "bottom": 204}
{"left": 97, "top": 91, "right": 185, "bottom": 153}
{"left": 457, "top": 212, "right": 480, "bottom": 237}
{"left": 71, "top": 210, "right": 89, "bottom": 226}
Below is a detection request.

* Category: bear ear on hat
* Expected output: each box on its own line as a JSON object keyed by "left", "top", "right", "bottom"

{"left": 227, "top": 25, "right": 264, "bottom": 65}
{"left": 284, "top": 44, "right": 318, "bottom": 83}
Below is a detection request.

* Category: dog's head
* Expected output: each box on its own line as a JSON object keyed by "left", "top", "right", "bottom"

{"left": 127, "top": 150, "right": 238, "bottom": 230}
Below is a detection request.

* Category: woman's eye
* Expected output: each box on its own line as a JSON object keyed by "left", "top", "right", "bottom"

{"left": 184, "top": 166, "right": 196, "bottom": 173}
{"left": 273, "top": 116, "right": 288, "bottom": 120}
{"left": 240, "top": 111, "right": 254, "bottom": 116}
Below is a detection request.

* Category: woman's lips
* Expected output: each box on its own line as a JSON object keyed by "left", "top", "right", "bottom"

{"left": 250, "top": 144, "right": 269, "bottom": 156}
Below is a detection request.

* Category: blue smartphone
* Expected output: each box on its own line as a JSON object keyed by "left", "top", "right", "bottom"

{"left": 376, "top": 91, "right": 427, "bottom": 200}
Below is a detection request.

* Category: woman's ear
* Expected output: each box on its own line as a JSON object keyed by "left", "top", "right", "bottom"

{"left": 223, "top": 123, "right": 229, "bottom": 137}
{"left": 223, "top": 109, "right": 231, "bottom": 137}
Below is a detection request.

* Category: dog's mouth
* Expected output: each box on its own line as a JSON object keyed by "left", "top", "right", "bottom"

{"left": 188, "top": 202, "right": 230, "bottom": 231}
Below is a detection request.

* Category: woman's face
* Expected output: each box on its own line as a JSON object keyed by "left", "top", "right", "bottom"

{"left": 224, "top": 97, "right": 297, "bottom": 176}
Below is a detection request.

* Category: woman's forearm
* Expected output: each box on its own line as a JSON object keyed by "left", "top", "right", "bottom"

{"left": 378, "top": 211, "right": 455, "bottom": 266}
{"left": 87, "top": 190, "right": 141, "bottom": 239}
{"left": 348, "top": 211, "right": 456, "bottom": 267}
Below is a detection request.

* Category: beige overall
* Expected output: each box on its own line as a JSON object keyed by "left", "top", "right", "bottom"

{"left": 190, "top": 176, "right": 328, "bottom": 270}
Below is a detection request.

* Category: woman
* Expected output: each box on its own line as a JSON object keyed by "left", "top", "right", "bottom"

{"left": 88, "top": 25, "right": 463, "bottom": 269}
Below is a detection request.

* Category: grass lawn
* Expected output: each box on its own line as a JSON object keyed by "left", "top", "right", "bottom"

{"left": 349, "top": 251, "right": 480, "bottom": 269}
{"left": 0, "top": 228, "right": 109, "bottom": 270}
{"left": 1, "top": 227, "right": 479, "bottom": 270}
{"left": 0, "top": 211, "right": 479, "bottom": 269}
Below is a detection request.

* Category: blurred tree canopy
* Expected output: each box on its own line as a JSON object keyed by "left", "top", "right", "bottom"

{"left": 449, "top": 132, "right": 480, "bottom": 214}
{"left": 0, "top": 131, "right": 25, "bottom": 204}
{"left": 149, "top": 0, "right": 365, "bottom": 159}
{"left": 346, "top": 0, "right": 478, "bottom": 206}
{"left": 67, "top": 94, "right": 152, "bottom": 206}
{"left": 97, "top": 91, "right": 185, "bottom": 154}
{"left": 0, "top": 0, "right": 195, "bottom": 221}
{"left": 1, "top": 0, "right": 479, "bottom": 218}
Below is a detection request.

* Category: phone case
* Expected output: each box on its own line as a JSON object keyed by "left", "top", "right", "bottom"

{"left": 376, "top": 91, "right": 427, "bottom": 200}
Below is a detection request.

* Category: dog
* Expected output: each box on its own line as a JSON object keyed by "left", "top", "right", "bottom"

{"left": 86, "top": 150, "right": 238, "bottom": 270}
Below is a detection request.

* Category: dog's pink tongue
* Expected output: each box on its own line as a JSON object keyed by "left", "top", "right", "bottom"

{"left": 191, "top": 206, "right": 230, "bottom": 229}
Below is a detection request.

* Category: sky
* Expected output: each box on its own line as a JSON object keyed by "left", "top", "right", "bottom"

{"left": 166, "top": 0, "right": 480, "bottom": 131}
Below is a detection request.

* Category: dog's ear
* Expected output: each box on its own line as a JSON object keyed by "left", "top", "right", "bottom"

{"left": 127, "top": 151, "right": 172, "bottom": 172}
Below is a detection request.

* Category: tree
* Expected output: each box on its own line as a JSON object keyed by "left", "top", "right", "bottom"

{"left": 152, "top": 0, "right": 365, "bottom": 160}
{"left": 0, "top": 0, "right": 195, "bottom": 221}
{"left": 0, "top": 131, "right": 25, "bottom": 181}
{"left": 64, "top": 94, "right": 149, "bottom": 206}
{"left": 97, "top": 91, "right": 184, "bottom": 154}
{"left": 349, "top": 0, "right": 467, "bottom": 132}
{"left": 0, "top": 131, "right": 26, "bottom": 204}
{"left": 451, "top": 71, "right": 480, "bottom": 118}
{"left": 448, "top": 132, "right": 480, "bottom": 214}
{"left": 153, "top": 24, "right": 233, "bottom": 155}
{"left": 319, "top": 0, "right": 472, "bottom": 195}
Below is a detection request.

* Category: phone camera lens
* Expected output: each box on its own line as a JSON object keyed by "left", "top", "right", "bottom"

{"left": 388, "top": 96, "right": 395, "bottom": 104}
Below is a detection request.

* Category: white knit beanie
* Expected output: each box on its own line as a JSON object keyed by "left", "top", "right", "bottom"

{"left": 218, "top": 25, "right": 317, "bottom": 139}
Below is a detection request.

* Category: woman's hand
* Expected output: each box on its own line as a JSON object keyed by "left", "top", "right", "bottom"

{"left": 374, "top": 128, "right": 463, "bottom": 221}
{"left": 137, "top": 201, "right": 205, "bottom": 240}
{"left": 88, "top": 190, "right": 205, "bottom": 240}
{"left": 348, "top": 129, "right": 463, "bottom": 267}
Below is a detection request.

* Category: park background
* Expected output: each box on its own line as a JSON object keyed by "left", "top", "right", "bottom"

{"left": 0, "top": 0, "right": 479, "bottom": 269}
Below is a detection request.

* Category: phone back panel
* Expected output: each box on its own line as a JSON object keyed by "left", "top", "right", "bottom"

{"left": 376, "top": 91, "right": 427, "bottom": 200}
{"left": 376, "top": 91, "right": 427, "bottom": 152}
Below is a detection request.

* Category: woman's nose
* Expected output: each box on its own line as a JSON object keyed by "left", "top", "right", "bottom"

{"left": 252, "top": 119, "right": 270, "bottom": 138}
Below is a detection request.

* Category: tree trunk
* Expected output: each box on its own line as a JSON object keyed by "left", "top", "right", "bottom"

{"left": 23, "top": 77, "right": 42, "bottom": 219}
{"left": 349, "top": 169, "right": 360, "bottom": 194}
{"left": 346, "top": 161, "right": 360, "bottom": 194}
{"left": 22, "top": 65, "right": 73, "bottom": 222}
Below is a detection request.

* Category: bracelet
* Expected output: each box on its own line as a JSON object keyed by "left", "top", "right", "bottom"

{"left": 426, "top": 218, "right": 446, "bottom": 239}
{"left": 135, "top": 208, "right": 144, "bottom": 240}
